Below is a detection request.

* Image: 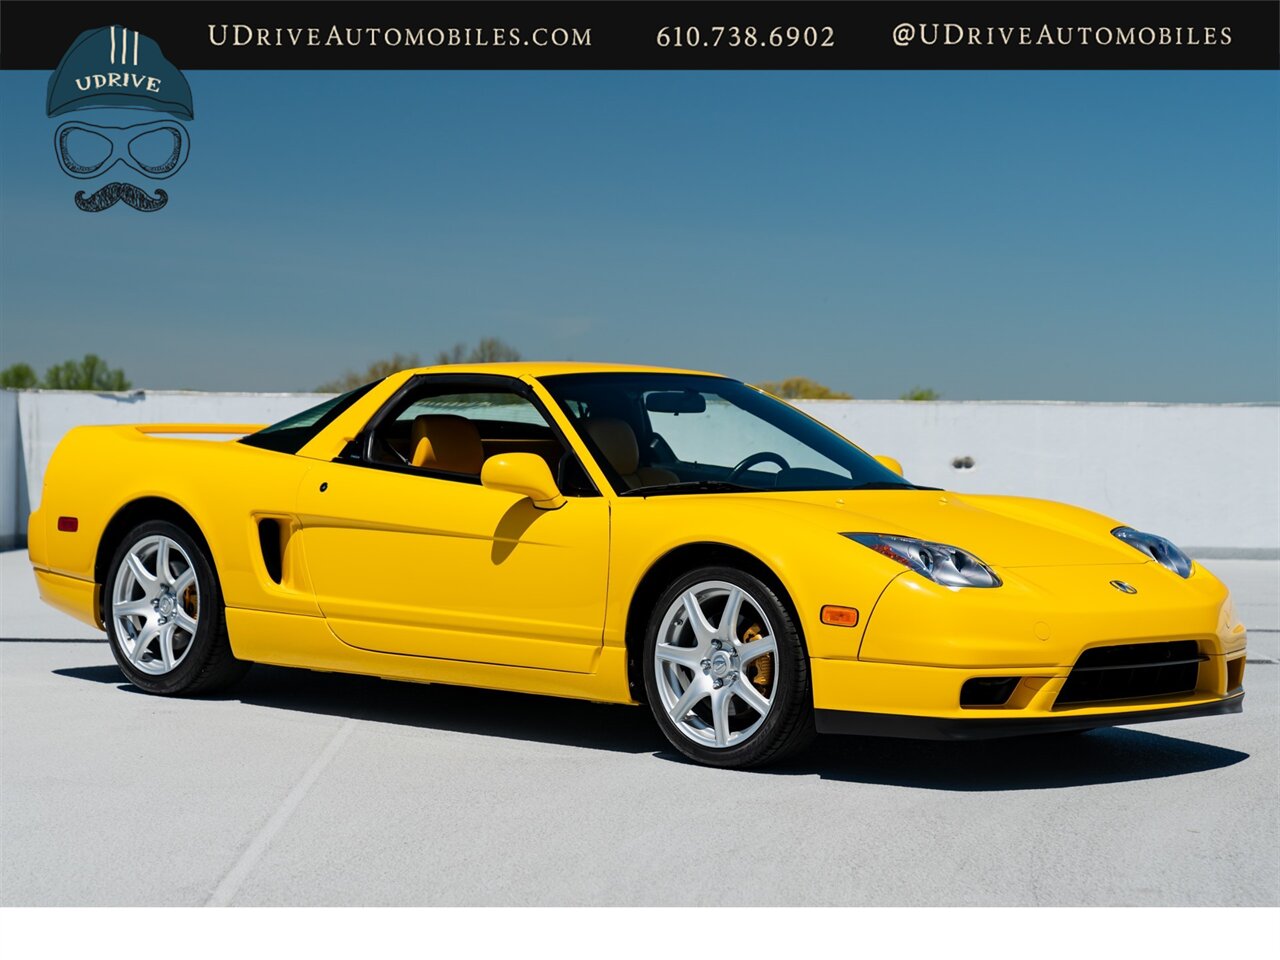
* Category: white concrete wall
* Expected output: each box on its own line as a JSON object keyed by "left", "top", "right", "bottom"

{"left": 0, "top": 391, "right": 20, "bottom": 549}
{"left": 2, "top": 390, "right": 1276, "bottom": 556}
{"left": 795, "top": 400, "right": 1279, "bottom": 557}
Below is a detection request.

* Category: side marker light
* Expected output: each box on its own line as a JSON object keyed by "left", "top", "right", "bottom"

{"left": 821, "top": 605, "right": 859, "bottom": 627}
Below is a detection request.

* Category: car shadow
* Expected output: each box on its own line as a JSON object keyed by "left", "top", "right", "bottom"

{"left": 55, "top": 663, "right": 1249, "bottom": 791}
{"left": 55, "top": 663, "right": 665, "bottom": 756}
{"left": 764, "top": 725, "right": 1249, "bottom": 790}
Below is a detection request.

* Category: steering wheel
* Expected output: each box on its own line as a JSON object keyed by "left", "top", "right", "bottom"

{"left": 727, "top": 451, "right": 791, "bottom": 482}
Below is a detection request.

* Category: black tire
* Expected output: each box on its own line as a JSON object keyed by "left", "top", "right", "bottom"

{"left": 643, "top": 565, "right": 815, "bottom": 769}
{"left": 104, "top": 519, "right": 250, "bottom": 695}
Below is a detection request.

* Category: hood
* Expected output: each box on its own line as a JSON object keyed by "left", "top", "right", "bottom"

{"left": 735, "top": 489, "right": 1143, "bottom": 568}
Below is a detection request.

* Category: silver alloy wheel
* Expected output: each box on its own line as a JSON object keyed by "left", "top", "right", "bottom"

{"left": 653, "top": 580, "right": 779, "bottom": 749}
{"left": 111, "top": 534, "right": 200, "bottom": 676}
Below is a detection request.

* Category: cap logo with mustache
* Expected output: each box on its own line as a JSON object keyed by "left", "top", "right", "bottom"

{"left": 47, "top": 26, "right": 194, "bottom": 213}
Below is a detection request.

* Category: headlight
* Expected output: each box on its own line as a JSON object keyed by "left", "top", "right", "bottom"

{"left": 844, "top": 533, "right": 1001, "bottom": 588}
{"left": 1112, "top": 526, "right": 1193, "bottom": 578}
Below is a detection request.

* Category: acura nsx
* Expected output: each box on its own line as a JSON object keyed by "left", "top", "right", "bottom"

{"left": 28, "top": 363, "right": 1246, "bottom": 767}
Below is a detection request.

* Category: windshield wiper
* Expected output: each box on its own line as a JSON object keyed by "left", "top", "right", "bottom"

{"left": 847, "top": 481, "right": 935, "bottom": 491}
{"left": 623, "top": 479, "right": 936, "bottom": 496}
{"left": 620, "top": 480, "right": 757, "bottom": 497}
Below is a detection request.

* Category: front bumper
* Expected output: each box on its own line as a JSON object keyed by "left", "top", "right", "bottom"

{"left": 809, "top": 648, "right": 1247, "bottom": 741}
{"left": 806, "top": 556, "right": 1249, "bottom": 740}
{"left": 815, "top": 691, "right": 1244, "bottom": 740}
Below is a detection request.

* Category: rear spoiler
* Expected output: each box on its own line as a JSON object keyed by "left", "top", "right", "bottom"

{"left": 128, "top": 424, "right": 267, "bottom": 435}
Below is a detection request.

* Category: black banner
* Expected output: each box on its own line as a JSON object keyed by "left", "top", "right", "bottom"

{"left": 1, "top": 1, "right": 1276, "bottom": 70}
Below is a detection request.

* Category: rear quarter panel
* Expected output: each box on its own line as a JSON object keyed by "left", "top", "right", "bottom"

{"left": 31, "top": 425, "right": 320, "bottom": 618}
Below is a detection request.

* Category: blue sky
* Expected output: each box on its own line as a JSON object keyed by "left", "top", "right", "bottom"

{"left": 1, "top": 70, "right": 1276, "bottom": 399}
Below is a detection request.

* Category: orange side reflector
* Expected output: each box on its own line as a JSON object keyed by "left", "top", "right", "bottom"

{"left": 57, "top": 516, "right": 78, "bottom": 532}
{"left": 821, "top": 605, "right": 859, "bottom": 627}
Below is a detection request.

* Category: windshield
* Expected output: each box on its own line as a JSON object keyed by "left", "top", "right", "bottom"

{"left": 539, "top": 373, "right": 915, "bottom": 494}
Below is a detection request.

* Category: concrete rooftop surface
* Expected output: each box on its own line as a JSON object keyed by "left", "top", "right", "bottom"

{"left": 1, "top": 550, "right": 1276, "bottom": 906}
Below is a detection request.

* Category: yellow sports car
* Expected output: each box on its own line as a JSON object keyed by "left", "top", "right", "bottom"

{"left": 28, "top": 363, "right": 1246, "bottom": 768}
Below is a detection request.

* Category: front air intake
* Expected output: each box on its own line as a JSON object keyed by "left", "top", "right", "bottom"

{"left": 1057, "top": 641, "right": 1205, "bottom": 706}
{"left": 960, "top": 676, "right": 1020, "bottom": 707}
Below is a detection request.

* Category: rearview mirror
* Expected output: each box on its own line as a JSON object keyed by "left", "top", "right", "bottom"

{"left": 874, "top": 455, "right": 904, "bottom": 476}
{"left": 645, "top": 391, "right": 706, "bottom": 414}
{"left": 481, "top": 453, "right": 566, "bottom": 510}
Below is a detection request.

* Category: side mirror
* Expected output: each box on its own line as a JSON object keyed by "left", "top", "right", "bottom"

{"left": 481, "top": 453, "right": 566, "bottom": 510}
{"left": 874, "top": 455, "right": 904, "bottom": 476}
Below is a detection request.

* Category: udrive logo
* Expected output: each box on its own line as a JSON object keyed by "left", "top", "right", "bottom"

{"left": 46, "top": 25, "right": 194, "bottom": 212}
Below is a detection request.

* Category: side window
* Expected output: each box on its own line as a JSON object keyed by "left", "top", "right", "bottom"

{"left": 240, "top": 381, "right": 377, "bottom": 454}
{"left": 361, "top": 380, "right": 596, "bottom": 495}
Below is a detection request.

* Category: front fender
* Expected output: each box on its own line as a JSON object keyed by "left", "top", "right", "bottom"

{"left": 606, "top": 496, "right": 900, "bottom": 659}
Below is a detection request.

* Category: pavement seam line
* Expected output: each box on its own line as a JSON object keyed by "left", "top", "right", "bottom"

{"left": 205, "top": 717, "right": 356, "bottom": 907}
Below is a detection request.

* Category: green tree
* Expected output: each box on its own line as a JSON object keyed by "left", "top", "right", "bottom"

{"left": 757, "top": 376, "right": 852, "bottom": 400}
{"left": 0, "top": 362, "right": 39, "bottom": 389}
{"left": 435, "top": 336, "right": 522, "bottom": 365}
{"left": 24, "top": 354, "right": 132, "bottom": 390}
{"left": 316, "top": 352, "right": 422, "bottom": 392}
{"left": 317, "top": 339, "right": 522, "bottom": 391}
{"left": 900, "top": 387, "right": 940, "bottom": 401}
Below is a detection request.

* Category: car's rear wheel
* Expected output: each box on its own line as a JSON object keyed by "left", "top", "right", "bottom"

{"left": 643, "top": 566, "right": 815, "bottom": 768}
{"left": 105, "top": 520, "right": 249, "bottom": 695}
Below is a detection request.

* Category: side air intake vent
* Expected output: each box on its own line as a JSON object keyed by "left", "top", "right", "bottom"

{"left": 257, "top": 518, "right": 283, "bottom": 584}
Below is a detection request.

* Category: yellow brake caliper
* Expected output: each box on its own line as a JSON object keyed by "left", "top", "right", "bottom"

{"left": 743, "top": 623, "right": 772, "bottom": 689}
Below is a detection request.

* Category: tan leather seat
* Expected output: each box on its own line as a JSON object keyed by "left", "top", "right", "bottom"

{"left": 410, "top": 414, "right": 485, "bottom": 474}
{"left": 583, "top": 418, "right": 678, "bottom": 490}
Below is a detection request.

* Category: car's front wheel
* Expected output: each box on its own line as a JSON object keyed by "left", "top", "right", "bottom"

{"left": 643, "top": 566, "right": 815, "bottom": 768}
{"left": 105, "top": 520, "right": 249, "bottom": 695}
